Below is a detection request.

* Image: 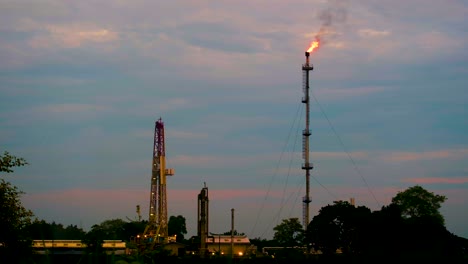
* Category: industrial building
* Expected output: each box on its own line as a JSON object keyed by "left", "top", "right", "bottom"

{"left": 205, "top": 235, "right": 255, "bottom": 257}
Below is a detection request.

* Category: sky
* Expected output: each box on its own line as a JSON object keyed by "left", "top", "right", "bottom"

{"left": 1, "top": 0, "right": 467, "bottom": 240}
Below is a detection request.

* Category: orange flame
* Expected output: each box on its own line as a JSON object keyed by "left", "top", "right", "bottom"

{"left": 306, "top": 41, "right": 319, "bottom": 53}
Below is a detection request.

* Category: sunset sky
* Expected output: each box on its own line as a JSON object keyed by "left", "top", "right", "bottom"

{"left": 1, "top": 0, "right": 467, "bottom": 239}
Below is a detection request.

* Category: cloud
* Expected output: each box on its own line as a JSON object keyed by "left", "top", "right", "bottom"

{"left": 169, "top": 130, "right": 209, "bottom": 140}
{"left": 382, "top": 149, "right": 468, "bottom": 162}
{"left": 0, "top": 1, "right": 69, "bottom": 20}
{"left": 170, "top": 150, "right": 369, "bottom": 170}
{"left": 313, "top": 151, "right": 369, "bottom": 159}
{"left": 22, "top": 188, "right": 148, "bottom": 228}
{"left": 2, "top": 76, "right": 91, "bottom": 88}
{"left": 315, "top": 86, "right": 387, "bottom": 100}
{"left": 29, "top": 23, "right": 119, "bottom": 49}
{"left": 39, "top": 103, "right": 108, "bottom": 114}
{"left": 2, "top": 0, "right": 467, "bottom": 239}
{"left": 415, "top": 30, "right": 462, "bottom": 53}
{"left": 174, "top": 22, "right": 264, "bottom": 54}
{"left": 159, "top": 98, "right": 190, "bottom": 111}
{"left": 358, "top": 28, "right": 390, "bottom": 38}
{"left": 403, "top": 177, "right": 468, "bottom": 184}
{"left": 2, "top": 103, "right": 113, "bottom": 125}
{"left": 327, "top": 41, "right": 346, "bottom": 49}
{"left": 317, "top": 186, "right": 402, "bottom": 208}
{"left": 172, "top": 188, "right": 272, "bottom": 201}
{"left": 171, "top": 154, "right": 263, "bottom": 168}
{"left": 22, "top": 187, "right": 285, "bottom": 231}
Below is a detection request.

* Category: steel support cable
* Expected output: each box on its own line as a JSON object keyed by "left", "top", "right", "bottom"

{"left": 273, "top": 107, "right": 303, "bottom": 226}
{"left": 311, "top": 174, "right": 338, "bottom": 201}
{"left": 249, "top": 103, "right": 303, "bottom": 237}
{"left": 287, "top": 175, "right": 304, "bottom": 218}
{"left": 258, "top": 103, "right": 303, "bottom": 238}
{"left": 285, "top": 173, "right": 339, "bottom": 220}
{"left": 281, "top": 169, "right": 339, "bottom": 220}
{"left": 310, "top": 91, "right": 381, "bottom": 208}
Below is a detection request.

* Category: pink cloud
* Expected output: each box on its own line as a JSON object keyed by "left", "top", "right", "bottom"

{"left": 24, "top": 188, "right": 147, "bottom": 210}
{"left": 358, "top": 28, "right": 391, "bottom": 38}
{"left": 315, "top": 86, "right": 387, "bottom": 100}
{"left": 21, "top": 187, "right": 284, "bottom": 230}
{"left": 29, "top": 24, "right": 119, "bottom": 49}
{"left": 23, "top": 187, "right": 281, "bottom": 214}
{"left": 382, "top": 149, "right": 468, "bottom": 162}
{"left": 206, "top": 189, "right": 272, "bottom": 200}
{"left": 312, "top": 151, "right": 369, "bottom": 159}
{"left": 316, "top": 186, "right": 402, "bottom": 210}
{"left": 170, "top": 153, "right": 273, "bottom": 168}
{"left": 403, "top": 177, "right": 468, "bottom": 184}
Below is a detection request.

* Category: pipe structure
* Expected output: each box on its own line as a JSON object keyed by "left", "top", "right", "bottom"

{"left": 301, "top": 52, "right": 314, "bottom": 230}
{"left": 231, "top": 208, "right": 234, "bottom": 259}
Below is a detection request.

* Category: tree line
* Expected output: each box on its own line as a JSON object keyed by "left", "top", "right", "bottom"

{"left": 1, "top": 151, "right": 468, "bottom": 263}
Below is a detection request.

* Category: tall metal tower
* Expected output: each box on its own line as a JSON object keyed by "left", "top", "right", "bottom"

{"left": 145, "top": 118, "right": 174, "bottom": 243}
{"left": 301, "top": 51, "right": 314, "bottom": 229}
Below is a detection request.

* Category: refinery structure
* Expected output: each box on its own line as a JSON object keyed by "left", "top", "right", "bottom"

{"left": 134, "top": 44, "right": 319, "bottom": 255}
{"left": 32, "top": 46, "right": 320, "bottom": 258}
{"left": 135, "top": 118, "right": 254, "bottom": 257}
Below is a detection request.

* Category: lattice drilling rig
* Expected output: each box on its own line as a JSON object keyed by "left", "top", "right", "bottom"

{"left": 143, "top": 118, "right": 175, "bottom": 244}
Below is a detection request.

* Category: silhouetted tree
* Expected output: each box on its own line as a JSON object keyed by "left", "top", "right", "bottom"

{"left": 168, "top": 215, "right": 187, "bottom": 242}
{"left": 306, "top": 201, "right": 371, "bottom": 255}
{"left": 222, "top": 230, "right": 245, "bottom": 236}
{"left": 0, "top": 151, "right": 28, "bottom": 173}
{"left": 82, "top": 224, "right": 105, "bottom": 254}
{"left": 0, "top": 151, "right": 33, "bottom": 263}
{"left": 391, "top": 185, "right": 447, "bottom": 225}
{"left": 63, "top": 224, "right": 86, "bottom": 239}
{"left": 273, "top": 218, "right": 304, "bottom": 247}
{"left": 123, "top": 220, "right": 147, "bottom": 241}
{"left": 360, "top": 203, "right": 405, "bottom": 258}
{"left": 98, "top": 219, "right": 127, "bottom": 240}
{"left": 303, "top": 188, "right": 466, "bottom": 262}
{"left": 250, "top": 237, "right": 278, "bottom": 251}
{"left": 26, "top": 220, "right": 86, "bottom": 240}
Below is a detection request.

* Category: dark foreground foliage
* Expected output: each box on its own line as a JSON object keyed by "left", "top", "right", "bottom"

{"left": 28, "top": 250, "right": 468, "bottom": 264}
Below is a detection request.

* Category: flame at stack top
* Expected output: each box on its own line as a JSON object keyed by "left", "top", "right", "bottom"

{"left": 306, "top": 40, "right": 320, "bottom": 53}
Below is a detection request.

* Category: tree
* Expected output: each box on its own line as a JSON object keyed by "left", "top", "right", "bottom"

{"left": 0, "top": 151, "right": 33, "bottom": 263}
{"left": 26, "top": 220, "right": 86, "bottom": 240}
{"left": 391, "top": 185, "right": 447, "bottom": 225}
{"left": 273, "top": 218, "right": 304, "bottom": 246}
{"left": 363, "top": 203, "right": 405, "bottom": 256}
{"left": 222, "top": 230, "right": 245, "bottom": 236}
{"left": 168, "top": 215, "right": 187, "bottom": 242}
{"left": 306, "top": 201, "right": 372, "bottom": 254}
{"left": 123, "top": 220, "right": 147, "bottom": 241}
{"left": 63, "top": 224, "right": 87, "bottom": 239}
{"left": 98, "top": 219, "right": 127, "bottom": 240}
{"left": 82, "top": 224, "right": 112, "bottom": 264}
{"left": 249, "top": 237, "right": 278, "bottom": 251}
{"left": 0, "top": 151, "right": 28, "bottom": 173}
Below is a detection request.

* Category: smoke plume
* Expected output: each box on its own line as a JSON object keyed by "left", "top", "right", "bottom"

{"left": 315, "top": 0, "right": 348, "bottom": 44}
